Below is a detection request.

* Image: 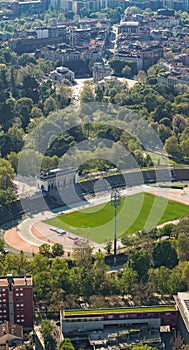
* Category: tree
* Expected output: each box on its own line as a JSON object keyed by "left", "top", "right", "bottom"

{"left": 18, "top": 149, "right": 43, "bottom": 176}
{"left": 104, "top": 241, "right": 112, "bottom": 254}
{"left": 55, "top": 81, "right": 71, "bottom": 109}
{"left": 152, "top": 241, "right": 178, "bottom": 269}
{"left": 95, "top": 85, "right": 104, "bottom": 102}
{"left": 40, "top": 320, "right": 54, "bottom": 350}
{"left": 39, "top": 244, "right": 51, "bottom": 258}
{"left": 130, "top": 251, "right": 150, "bottom": 282}
{"left": 181, "top": 136, "right": 189, "bottom": 158}
{"left": 22, "top": 75, "right": 39, "bottom": 103}
{"left": 122, "top": 65, "right": 131, "bottom": 78}
{"left": 79, "top": 7, "right": 90, "bottom": 18}
{"left": 119, "top": 266, "right": 138, "bottom": 296}
{"left": 182, "top": 261, "right": 189, "bottom": 286}
{"left": 74, "top": 245, "right": 93, "bottom": 268}
{"left": 168, "top": 268, "right": 186, "bottom": 295}
{"left": 59, "top": 338, "right": 75, "bottom": 350}
{"left": 31, "top": 253, "right": 50, "bottom": 274}
{"left": 0, "top": 239, "right": 5, "bottom": 253}
{"left": 0, "top": 97, "right": 16, "bottom": 131}
{"left": 80, "top": 84, "right": 95, "bottom": 103}
{"left": 176, "top": 232, "right": 189, "bottom": 261}
{"left": 33, "top": 271, "right": 52, "bottom": 302}
{"left": 172, "top": 114, "right": 186, "bottom": 133}
{"left": 43, "top": 96, "right": 57, "bottom": 116}
{"left": 124, "top": 6, "right": 142, "bottom": 15}
{"left": 136, "top": 70, "right": 147, "bottom": 85}
{"left": 0, "top": 159, "right": 15, "bottom": 190}
{"left": 31, "top": 106, "right": 44, "bottom": 119}
{"left": 165, "top": 136, "right": 182, "bottom": 158}
{"left": 3, "top": 251, "right": 31, "bottom": 275}
{"left": 7, "top": 125, "right": 24, "bottom": 153}
{"left": 156, "top": 266, "right": 170, "bottom": 296}
{"left": 157, "top": 124, "right": 172, "bottom": 143}
{"left": 15, "top": 97, "right": 33, "bottom": 129}
{"left": 52, "top": 243, "right": 64, "bottom": 257}
{"left": 93, "top": 251, "right": 108, "bottom": 294}
{"left": 109, "top": 58, "right": 126, "bottom": 75}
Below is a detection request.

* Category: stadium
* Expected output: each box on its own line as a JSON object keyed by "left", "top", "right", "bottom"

{"left": 2, "top": 166, "right": 189, "bottom": 255}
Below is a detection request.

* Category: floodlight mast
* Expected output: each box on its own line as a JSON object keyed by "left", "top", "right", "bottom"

{"left": 111, "top": 189, "right": 121, "bottom": 266}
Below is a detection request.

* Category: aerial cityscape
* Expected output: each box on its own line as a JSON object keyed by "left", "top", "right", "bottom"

{"left": 1, "top": 0, "right": 189, "bottom": 349}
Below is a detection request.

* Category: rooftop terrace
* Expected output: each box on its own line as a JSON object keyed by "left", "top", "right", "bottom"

{"left": 64, "top": 305, "right": 176, "bottom": 316}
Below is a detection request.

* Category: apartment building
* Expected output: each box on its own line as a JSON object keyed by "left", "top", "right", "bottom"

{"left": 0, "top": 275, "right": 33, "bottom": 329}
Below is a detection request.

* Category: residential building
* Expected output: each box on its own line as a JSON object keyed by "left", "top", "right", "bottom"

{"left": 0, "top": 321, "right": 23, "bottom": 347}
{"left": 118, "top": 21, "right": 139, "bottom": 35}
{"left": 8, "top": 24, "right": 66, "bottom": 54}
{"left": 18, "top": 1, "right": 42, "bottom": 14}
{"left": 158, "top": 72, "right": 189, "bottom": 87}
{"left": 0, "top": 275, "right": 33, "bottom": 329}
{"left": 163, "top": 0, "right": 188, "bottom": 11}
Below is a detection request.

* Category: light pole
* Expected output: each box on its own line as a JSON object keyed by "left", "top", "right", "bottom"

{"left": 111, "top": 189, "right": 121, "bottom": 265}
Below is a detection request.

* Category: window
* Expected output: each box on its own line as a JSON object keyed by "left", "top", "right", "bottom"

{"left": 20, "top": 293, "right": 23, "bottom": 296}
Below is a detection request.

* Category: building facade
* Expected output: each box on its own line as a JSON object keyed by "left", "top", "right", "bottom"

{"left": 92, "top": 61, "right": 112, "bottom": 82}
{"left": 0, "top": 275, "right": 33, "bottom": 329}
{"left": 61, "top": 307, "right": 178, "bottom": 335}
{"left": 49, "top": 66, "right": 75, "bottom": 82}
{"left": 37, "top": 168, "right": 78, "bottom": 192}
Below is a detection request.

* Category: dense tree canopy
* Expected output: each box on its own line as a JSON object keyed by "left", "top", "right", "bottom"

{"left": 152, "top": 240, "right": 178, "bottom": 269}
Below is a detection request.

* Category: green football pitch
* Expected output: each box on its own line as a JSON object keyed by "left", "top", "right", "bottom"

{"left": 45, "top": 193, "right": 189, "bottom": 244}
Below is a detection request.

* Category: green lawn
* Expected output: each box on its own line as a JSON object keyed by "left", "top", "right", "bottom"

{"left": 65, "top": 305, "right": 175, "bottom": 315}
{"left": 45, "top": 192, "right": 189, "bottom": 244}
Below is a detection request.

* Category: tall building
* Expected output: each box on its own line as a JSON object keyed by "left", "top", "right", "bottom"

{"left": 163, "top": 0, "right": 188, "bottom": 10}
{"left": 0, "top": 275, "right": 33, "bottom": 329}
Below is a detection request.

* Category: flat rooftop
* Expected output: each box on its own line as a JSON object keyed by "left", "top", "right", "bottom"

{"left": 0, "top": 276, "right": 32, "bottom": 287}
{"left": 38, "top": 167, "right": 76, "bottom": 179}
{"left": 64, "top": 305, "right": 176, "bottom": 316}
{"left": 175, "top": 292, "right": 189, "bottom": 331}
